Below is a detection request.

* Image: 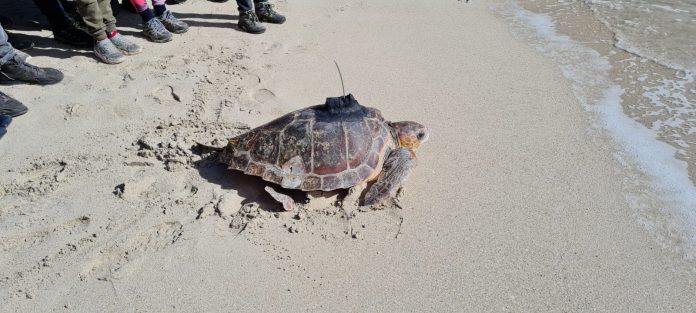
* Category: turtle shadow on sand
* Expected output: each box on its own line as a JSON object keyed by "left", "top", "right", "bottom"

{"left": 196, "top": 160, "right": 309, "bottom": 213}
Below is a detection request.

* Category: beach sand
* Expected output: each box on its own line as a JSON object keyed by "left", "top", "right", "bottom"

{"left": 1, "top": 0, "right": 695, "bottom": 311}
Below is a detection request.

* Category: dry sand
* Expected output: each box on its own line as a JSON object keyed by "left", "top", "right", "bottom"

{"left": 1, "top": 0, "right": 695, "bottom": 312}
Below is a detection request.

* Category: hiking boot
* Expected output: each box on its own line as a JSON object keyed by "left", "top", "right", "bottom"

{"left": 110, "top": 33, "right": 143, "bottom": 55}
{"left": 0, "top": 58, "right": 63, "bottom": 85}
{"left": 158, "top": 10, "right": 189, "bottom": 34}
{"left": 143, "top": 18, "right": 173, "bottom": 43}
{"left": 255, "top": 2, "right": 285, "bottom": 24}
{"left": 53, "top": 25, "right": 93, "bottom": 47}
{"left": 238, "top": 10, "right": 266, "bottom": 34}
{"left": 94, "top": 39, "right": 125, "bottom": 64}
{"left": 0, "top": 91, "right": 28, "bottom": 117}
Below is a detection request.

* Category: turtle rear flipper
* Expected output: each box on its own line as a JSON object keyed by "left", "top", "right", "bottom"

{"left": 363, "top": 148, "right": 417, "bottom": 206}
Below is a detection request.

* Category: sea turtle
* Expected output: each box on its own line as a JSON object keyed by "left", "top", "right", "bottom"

{"left": 215, "top": 94, "right": 429, "bottom": 210}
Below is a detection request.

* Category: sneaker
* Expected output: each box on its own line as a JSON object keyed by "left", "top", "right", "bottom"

{"left": 94, "top": 39, "right": 126, "bottom": 64}
{"left": 0, "top": 91, "right": 28, "bottom": 117}
{"left": 0, "top": 57, "right": 63, "bottom": 85}
{"left": 53, "top": 26, "right": 93, "bottom": 47}
{"left": 255, "top": 2, "right": 286, "bottom": 24}
{"left": 238, "top": 10, "right": 266, "bottom": 34}
{"left": 143, "top": 18, "right": 173, "bottom": 43}
{"left": 158, "top": 10, "right": 189, "bottom": 34}
{"left": 109, "top": 33, "right": 143, "bottom": 55}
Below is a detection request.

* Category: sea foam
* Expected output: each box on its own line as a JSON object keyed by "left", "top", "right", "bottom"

{"left": 497, "top": 0, "right": 696, "bottom": 255}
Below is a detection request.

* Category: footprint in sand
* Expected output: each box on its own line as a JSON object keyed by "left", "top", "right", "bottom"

{"left": 0, "top": 216, "right": 91, "bottom": 252}
{"left": 102, "top": 222, "right": 184, "bottom": 276}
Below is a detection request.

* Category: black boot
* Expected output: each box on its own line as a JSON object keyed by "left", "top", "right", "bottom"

{"left": 0, "top": 58, "right": 64, "bottom": 85}
{"left": 255, "top": 1, "right": 285, "bottom": 24}
{"left": 238, "top": 10, "right": 266, "bottom": 34}
{"left": 0, "top": 91, "right": 28, "bottom": 117}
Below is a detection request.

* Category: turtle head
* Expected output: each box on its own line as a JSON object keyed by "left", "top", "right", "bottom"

{"left": 389, "top": 121, "right": 429, "bottom": 151}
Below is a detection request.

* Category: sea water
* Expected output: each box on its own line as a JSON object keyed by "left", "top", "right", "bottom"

{"left": 493, "top": 0, "right": 696, "bottom": 258}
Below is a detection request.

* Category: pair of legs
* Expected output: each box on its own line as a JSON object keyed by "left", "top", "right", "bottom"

{"left": 74, "top": 0, "right": 142, "bottom": 64}
{"left": 0, "top": 25, "right": 63, "bottom": 139}
{"left": 129, "top": 0, "right": 189, "bottom": 42}
{"left": 235, "top": 0, "right": 285, "bottom": 34}
{"left": 31, "top": 0, "right": 93, "bottom": 47}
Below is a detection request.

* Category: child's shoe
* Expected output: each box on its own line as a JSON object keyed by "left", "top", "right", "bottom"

{"left": 110, "top": 33, "right": 143, "bottom": 55}
{"left": 94, "top": 39, "right": 125, "bottom": 64}
{"left": 158, "top": 10, "right": 189, "bottom": 34}
{"left": 143, "top": 18, "right": 173, "bottom": 43}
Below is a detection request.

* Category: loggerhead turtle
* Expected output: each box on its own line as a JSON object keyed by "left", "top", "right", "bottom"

{"left": 215, "top": 94, "right": 428, "bottom": 210}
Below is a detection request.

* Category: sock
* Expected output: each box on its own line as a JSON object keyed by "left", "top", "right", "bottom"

{"left": 139, "top": 8, "right": 156, "bottom": 22}
{"left": 154, "top": 5, "right": 167, "bottom": 16}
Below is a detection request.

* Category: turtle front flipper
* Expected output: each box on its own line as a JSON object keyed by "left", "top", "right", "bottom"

{"left": 363, "top": 148, "right": 417, "bottom": 206}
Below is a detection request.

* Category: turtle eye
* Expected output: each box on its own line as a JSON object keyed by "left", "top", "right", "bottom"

{"left": 417, "top": 132, "right": 425, "bottom": 140}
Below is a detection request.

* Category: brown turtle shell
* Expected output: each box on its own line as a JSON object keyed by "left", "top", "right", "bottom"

{"left": 219, "top": 94, "right": 395, "bottom": 191}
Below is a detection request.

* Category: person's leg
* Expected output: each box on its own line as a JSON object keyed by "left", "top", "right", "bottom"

{"left": 152, "top": 0, "right": 189, "bottom": 34}
{"left": 75, "top": 0, "right": 109, "bottom": 41}
{"left": 32, "top": 0, "right": 93, "bottom": 47}
{"left": 98, "top": 0, "right": 143, "bottom": 56}
{"left": 131, "top": 0, "right": 172, "bottom": 42}
{"left": 236, "top": 0, "right": 265, "bottom": 34}
{"left": 236, "top": 0, "right": 253, "bottom": 12}
{"left": 0, "top": 24, "right": 16, "bottom": 67}
{"left": 97, "top": 0, "right": 118, "bottom": 35}
{"left": 0, "top": 25, "right": 63, "bottom": 85}
{"left": 75, "top": 0, "right": 126, "bottom": 64}
{"left": 32, "top": 0, "right": 69, "bottom": 29}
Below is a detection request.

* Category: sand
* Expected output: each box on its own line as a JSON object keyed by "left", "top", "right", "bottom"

{"left": 1, "top": 0, "right": 695, "bottom": 312}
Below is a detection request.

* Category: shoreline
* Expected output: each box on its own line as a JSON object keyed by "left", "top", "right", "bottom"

{"left": 1, "top": 0, "right": 696, "bottom": 311}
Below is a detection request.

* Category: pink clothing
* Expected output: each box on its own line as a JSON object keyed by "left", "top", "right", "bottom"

{"left": 129, "top": 0, "right": 166, "bottom": 12}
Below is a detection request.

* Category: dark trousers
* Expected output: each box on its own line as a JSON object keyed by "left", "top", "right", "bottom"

{"left": 237, "top": 0, "right": 268, "bottom": 12}
{"left": 32, "top": 0, "right": 70, "bottom": 29}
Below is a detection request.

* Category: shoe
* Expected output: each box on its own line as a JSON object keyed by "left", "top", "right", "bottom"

{"left": 158, "top": 10, "right": 189, "bottom": 34}
{"left": 166, "top": 0, "right": 187, "bottom": 4}
{"left": 255, "top": 2, "right": 285, "bottom": 24}
{"left": 0, "top": 58, "right": 63, "bottom": 85}
{"left": 53, "top": 26, "right": 93, "bottom": 47}
{"left": 143, "top": 18, "right": 173, "bottom": 43}
{"left": 238, "top": 10, "right": 266, "bottom": 34}
{"left": 94, "top": 39, "right": 126, "bottom": 64}
{"left": 0, "top": 91, "right": 28, "bottom": 117}
{"left": 109, "top": 33, "right": 143, "bottom": 55}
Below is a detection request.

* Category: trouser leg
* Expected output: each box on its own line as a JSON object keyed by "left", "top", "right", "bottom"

{"left": 236, "top": 0, "right": 253, "bottom": 12}
{"left": 75, "top": 0, "right": 108, "bottom": 40}
{"left": 99, "top": 0, "right": 118, "bottom": 33}
{"left": 31, "top": 0, "right": 70, "bottom": 29}
{"left": 0, "top": 25, "right": 16, "bottom": 66}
